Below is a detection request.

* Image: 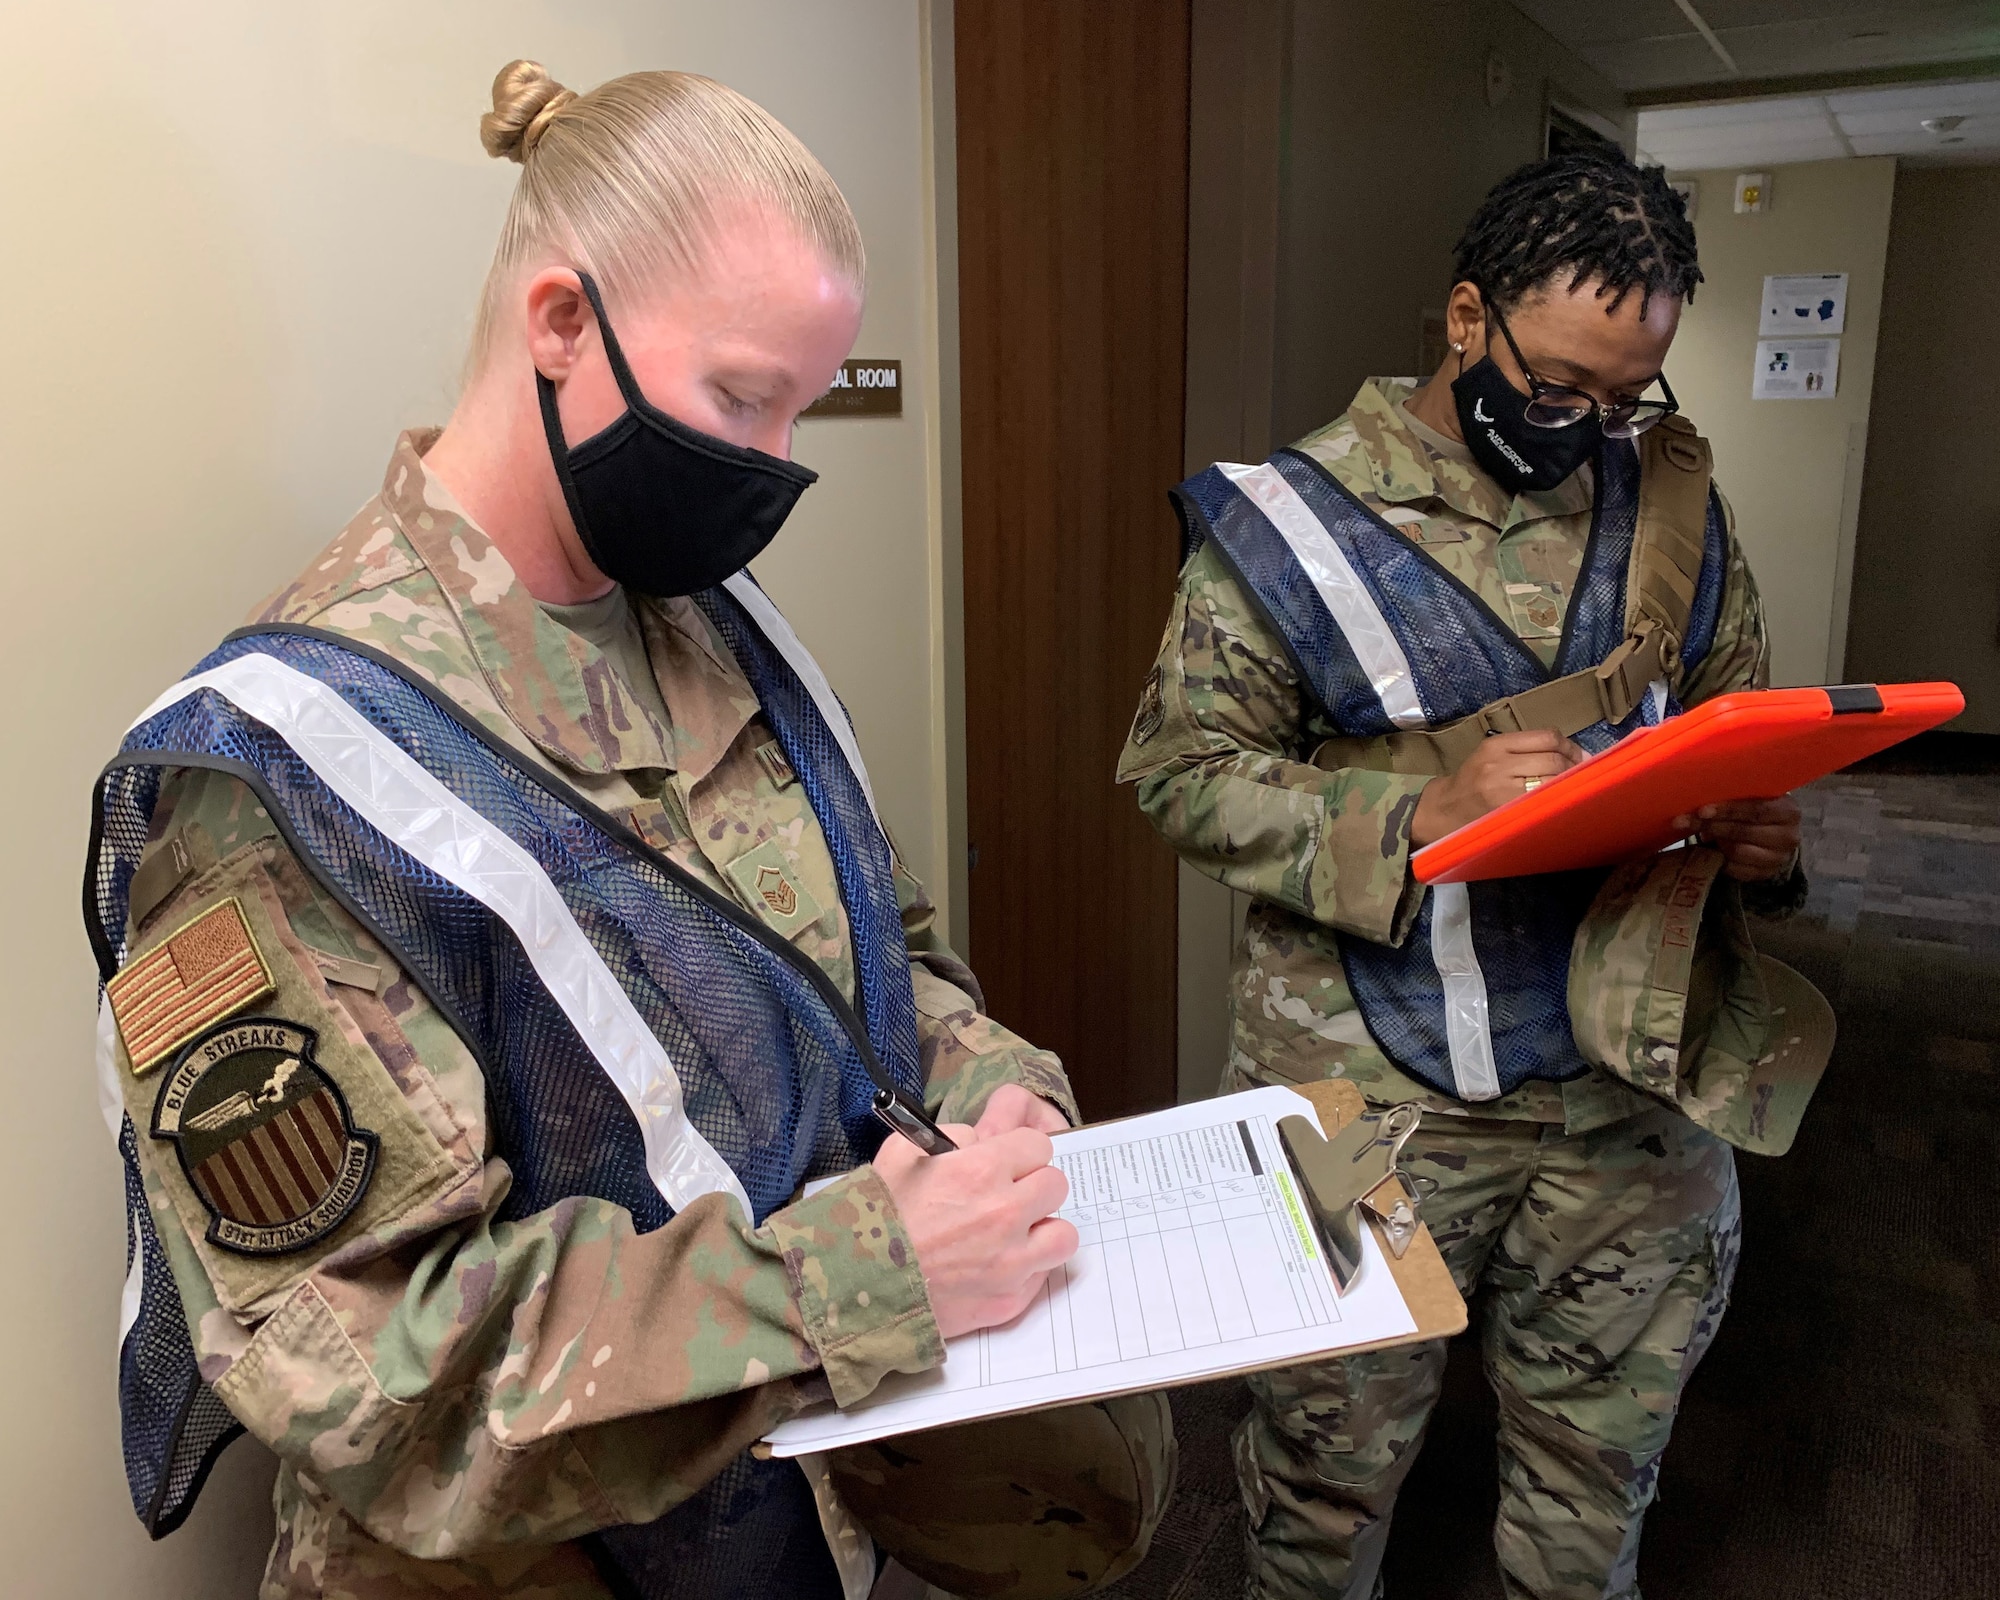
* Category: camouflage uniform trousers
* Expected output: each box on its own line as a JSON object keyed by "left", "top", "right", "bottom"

{"left": 264, "top": 1392, "right": 1175, "bottom": 1600}
{"left": 1233, "top": 1096, "right": 1741, "bottom": 1600}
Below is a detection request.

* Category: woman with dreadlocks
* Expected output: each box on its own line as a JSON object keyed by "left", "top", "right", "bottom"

{"left": 1120, "top": 147, "right": 1828, "bottom": 1599}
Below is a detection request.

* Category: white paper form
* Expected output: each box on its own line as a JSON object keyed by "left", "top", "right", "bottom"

{"left": 764, "top": 1086, "right": 1418, "bottom": 1457}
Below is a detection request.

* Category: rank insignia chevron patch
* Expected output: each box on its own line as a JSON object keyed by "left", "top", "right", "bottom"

{"left": 152, "top": 1018, "right": 378, "bottom": 1256}
{"left": 107, "top": 897, "right": 276, "bottom": 1075}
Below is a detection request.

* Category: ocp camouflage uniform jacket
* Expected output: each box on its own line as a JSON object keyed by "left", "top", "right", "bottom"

{"left": 118, "top": 431, "right": 1076, "bottom": 1587}
{"left": 1118, "top": 377, "right": 1789, "bottom": 1133}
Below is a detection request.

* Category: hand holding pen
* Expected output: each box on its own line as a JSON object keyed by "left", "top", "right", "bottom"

{"left": 872, "top": 1085, "right": 1078, "bottom": 1340}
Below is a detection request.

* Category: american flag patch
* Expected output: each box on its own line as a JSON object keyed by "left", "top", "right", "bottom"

{"left": 108, "top": 897, "right": 275, "bottom": 1076}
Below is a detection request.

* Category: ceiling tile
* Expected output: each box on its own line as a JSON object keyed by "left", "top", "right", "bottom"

{"left": 1824, "top": 78, "right": 2000, "bottom": 114}
{"left": 1652, "top": 135, "right": 1852, "bottom": 169}
{"left": 1505, "top": 0, "right": 1691, "bottom": 51}
{"left": 1695, "top": 0, "right": 1981, "bottom": 29}
{"left": 1847, "top": 128, "right": 2000, "bottom": 158}
{"left": 1642, "top": 124, "right": 1839, "bottom": 156}
{"left": 1716, "top": 23, "right": 1997, "bottom": 85}
{"left": 1642, "top": 96, "right": 1832, "bottom": 131}
{"left": 1521, "top": 0, "right": 2000, "bottom": 91}
{"left": 1837, "top": 106, "right": 2000, "bottom": 137}
{"left": 1639, "top": 74, "right": 2000, "bottom": 171}
{"left": 1588, "top": 36, "right": 1748, "bottom": 93}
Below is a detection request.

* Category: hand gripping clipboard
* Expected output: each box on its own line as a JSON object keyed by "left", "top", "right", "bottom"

{"left": 1413, "top": 682, "right": 1963, "bottom": 885}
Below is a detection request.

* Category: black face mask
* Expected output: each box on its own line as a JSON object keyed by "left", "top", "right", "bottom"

{"left": 1451, "top": 349, "right": 1602, "bottom": 494}
{"left": 536, "top": 272, "right": 818, "bottom": 598}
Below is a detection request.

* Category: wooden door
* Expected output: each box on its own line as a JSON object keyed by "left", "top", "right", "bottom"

{"left": 955, "top": 0, "right": 1191, "bottom": 1120}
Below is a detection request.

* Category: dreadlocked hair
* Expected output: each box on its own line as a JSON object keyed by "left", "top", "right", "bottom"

{"left": 1452, "top": 146, "right": 1702, "bottom": 316}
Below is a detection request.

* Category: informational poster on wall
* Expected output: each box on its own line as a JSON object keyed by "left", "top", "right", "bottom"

{"left": 1752, "top": 337, "right": 1840, "bottom": 400}
{"left": 1759, "top": 273, "right": 1848, "bottom": 337}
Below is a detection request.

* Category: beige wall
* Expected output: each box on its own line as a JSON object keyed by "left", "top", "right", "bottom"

{"left": 1843, "top": 165, "right": 2000, "bottom": 732}
{"left": 1663, "top": 158, "right": 1897, "bottom": 687}
{"left": 1271, "top": 0, "right": 1632, "bottom": 443}
{"left": 0, "top": 2, "right": 951, "bottom": 1592}
{"left": 1175, "top": 0, "right": 1628, "bottom": 1102}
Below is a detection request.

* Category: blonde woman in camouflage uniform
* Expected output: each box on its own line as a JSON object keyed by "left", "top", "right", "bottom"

{"left": 92, "top": 63, "right": 1168, "bottom": 1600}
{"left": 1122, "top": 149, "right": 1826, "bottom": 1600}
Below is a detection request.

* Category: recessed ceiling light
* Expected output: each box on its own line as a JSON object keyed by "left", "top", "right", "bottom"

{"left": 1922, "top": 115, "right": 1968, "bottom": 133}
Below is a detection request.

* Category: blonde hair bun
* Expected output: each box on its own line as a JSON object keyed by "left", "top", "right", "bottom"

{"left": 468, "top": 65, "right": 866, "bottom": 362}
{"left": 481, "top": 60, "right": 577, "bottom": 163}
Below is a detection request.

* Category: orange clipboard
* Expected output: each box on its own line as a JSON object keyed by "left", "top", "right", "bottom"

{"left": 1413, "top": 682, "right": 1963, "bottom": 885}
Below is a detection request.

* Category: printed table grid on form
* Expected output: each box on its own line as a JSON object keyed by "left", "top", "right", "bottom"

{"left": 977, "top": 1113, "right": 1339, "bottom": 1386}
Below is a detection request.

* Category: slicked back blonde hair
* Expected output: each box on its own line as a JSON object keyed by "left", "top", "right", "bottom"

{"left": 472, "top": 60, "right": 865, "bottom": 362}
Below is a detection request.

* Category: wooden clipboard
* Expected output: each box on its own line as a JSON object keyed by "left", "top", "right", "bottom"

{"left": 758, "top": 1082, "right": 1466, "bottom": 1459}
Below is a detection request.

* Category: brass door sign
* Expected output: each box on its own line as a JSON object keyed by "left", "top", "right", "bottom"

{"left": 802, "top": 359, "right": 903, "bottom": 418}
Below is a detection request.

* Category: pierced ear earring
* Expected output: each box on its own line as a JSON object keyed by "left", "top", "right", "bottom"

{"left": 1451, "top": 342, "right": 1465, "bottom": 353}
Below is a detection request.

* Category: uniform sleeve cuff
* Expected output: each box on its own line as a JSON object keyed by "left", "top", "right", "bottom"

{"left": 912, "top": 966, "right": 1082, "bottom": 1128}
{"left": 762, "top": 1168, "right": 944, "bottom": 1408}
{"left": 1314, "top": 774, "right": 1432, "bottom": 944}
{"left": 935, "top": 1051, "right": 1080, "bottom": 1129}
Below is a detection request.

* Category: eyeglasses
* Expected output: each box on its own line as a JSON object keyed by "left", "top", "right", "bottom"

{"left": 1484, "top": 300, "right": 1678, "bottom": 439}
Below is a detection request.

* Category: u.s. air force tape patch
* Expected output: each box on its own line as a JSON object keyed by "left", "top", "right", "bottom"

{"left": 152, "top": 1017, "right": 378, "bottom": 1256}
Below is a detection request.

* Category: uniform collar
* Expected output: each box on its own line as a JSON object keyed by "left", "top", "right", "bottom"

{"left": 380, "top": 430, "right": 756, "bottom": 782}
{"left": 1345, "top": 378, "right": 1594, "bottom": 532}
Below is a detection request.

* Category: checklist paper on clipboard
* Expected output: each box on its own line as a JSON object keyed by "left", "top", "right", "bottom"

{"left": 762, "top": 1086, "right": 1421, "bottom": 1457}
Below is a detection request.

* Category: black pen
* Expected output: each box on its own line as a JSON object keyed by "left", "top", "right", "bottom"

{"left": 873, "top": 1085, "right": 960, "bottom": 1156}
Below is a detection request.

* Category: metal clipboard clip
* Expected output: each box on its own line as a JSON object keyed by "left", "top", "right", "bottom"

{"left": 1277, "top": 1102, "right": 1424, "bottom": 1292}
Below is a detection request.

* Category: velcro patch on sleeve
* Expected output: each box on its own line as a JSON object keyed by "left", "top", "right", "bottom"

{"left": 108, "top": 897, "right": 276, "bottom": 1076}
{"left": 122, "top": 843, "right": 475, "bottom": 1315}
{"left": 152, "top": 1017, "right": 378, "bottom": 1257}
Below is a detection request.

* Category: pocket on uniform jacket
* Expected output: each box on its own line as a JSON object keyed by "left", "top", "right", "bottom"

{"left": 109, "top": 839, "right": 477, "bottom": 1321}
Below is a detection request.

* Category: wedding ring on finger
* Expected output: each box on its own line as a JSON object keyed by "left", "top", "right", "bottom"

{"left": 1522, "top": 775, "right": 1544, "bottom": 792}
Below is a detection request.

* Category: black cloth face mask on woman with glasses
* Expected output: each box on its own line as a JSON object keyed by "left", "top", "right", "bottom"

{"left": 1451, "top": 293, "right": 1678, "bottom": 494}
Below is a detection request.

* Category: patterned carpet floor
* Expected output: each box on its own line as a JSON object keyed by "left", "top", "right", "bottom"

{"left": 1104, "top": 751, "right": 2000, "bottom": 1600}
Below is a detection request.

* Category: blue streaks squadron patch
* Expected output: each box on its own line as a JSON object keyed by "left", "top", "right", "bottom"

{"left": 151, "top": 1017, "right": 378, "bottom": 1256}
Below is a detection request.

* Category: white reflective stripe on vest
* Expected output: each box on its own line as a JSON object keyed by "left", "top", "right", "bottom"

{"left": 1216, "top": 462, "right": 1428, "bottom": 729}
{"left": 1428, "top": 883, "right": 1501, "bottom": 1101}
{"left": 126, "top": 653, "right": 751, "bottom": 1222}
{"left": 723, "top": 571, "right": 882, "bottom": 828}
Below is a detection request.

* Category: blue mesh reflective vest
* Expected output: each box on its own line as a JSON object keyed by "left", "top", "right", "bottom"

{"left": 85, "top": 581, "right": 926, "bottom": 1597}
{"left": 1172, "top": 441, "right": 1727, "bottom": 1102}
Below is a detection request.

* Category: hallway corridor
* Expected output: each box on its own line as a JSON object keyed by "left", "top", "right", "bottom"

{"left": 1108, "top": 751, "right": 2000, "bottom": 1599}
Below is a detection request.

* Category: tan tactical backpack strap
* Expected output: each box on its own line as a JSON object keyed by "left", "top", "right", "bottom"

{"left": 1312, "top": 417, "right": 1716, "bottom": 778}
{"left": 1623, "top": 412, "right": 1713, "bottom": 689}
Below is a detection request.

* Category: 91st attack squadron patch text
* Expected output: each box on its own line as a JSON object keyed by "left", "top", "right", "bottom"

{"left": 151, "top": 1017, "right": 378, "bottom": 1256}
